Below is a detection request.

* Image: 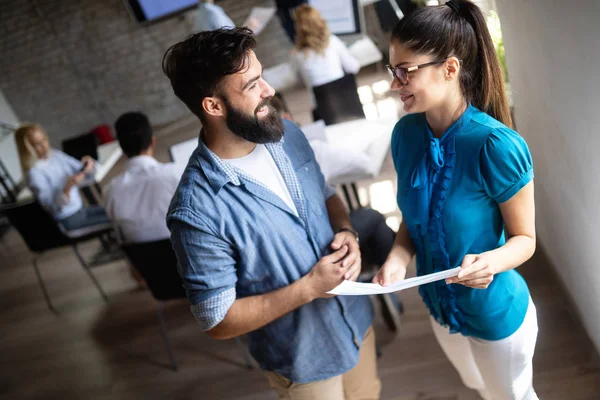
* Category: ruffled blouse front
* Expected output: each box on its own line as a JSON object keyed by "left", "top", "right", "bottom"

{"left": 391, "top": 105, "right": 534, "bottom": 340}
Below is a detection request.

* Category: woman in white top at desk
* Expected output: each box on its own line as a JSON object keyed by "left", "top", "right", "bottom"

{"left": 15, "top": 123, "right": 110, "bottom": 231}
{"left": 290, "top": 5, "right": 360, "bottom": 107}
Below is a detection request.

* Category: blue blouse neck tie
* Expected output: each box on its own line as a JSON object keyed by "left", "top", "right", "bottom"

{"left": 409, "top": 105, "right": 473, "bottom": 235}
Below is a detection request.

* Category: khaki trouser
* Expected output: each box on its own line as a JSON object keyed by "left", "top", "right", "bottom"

{"left": 264, "top": 325, "right": 381, "bottom": 400}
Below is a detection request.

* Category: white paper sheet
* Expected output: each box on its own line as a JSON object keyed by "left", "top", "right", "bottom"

{"left": 327, "top": 267, "right": 462, "bottom": 296}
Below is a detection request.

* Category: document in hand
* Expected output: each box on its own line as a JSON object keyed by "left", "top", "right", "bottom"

{"left": 327, "top": 267, "right": 462, "bottom": 296}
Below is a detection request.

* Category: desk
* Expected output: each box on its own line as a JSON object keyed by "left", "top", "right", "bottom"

{"left": 347, "top": 36, "right": 384, "bottom": 69}
{"left": 16, "top": 141, "right": 123, "bottom": 203}
{"left": 262, "top": 63, "right": 298, "bottom": 93}
{"left": 94, "top": 141, "right": 123, "bottom": 183}
{"left": 320, "top": 117, "right": 395, "bottom": 209}
{"left": 169, "top": 138, "right": 198, "bottom": 166}
{"left": 323, "top": 117, "right": 395, "bottom": 186}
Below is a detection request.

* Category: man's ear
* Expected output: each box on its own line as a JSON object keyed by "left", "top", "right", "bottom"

{"left": 202, "top": 96, "right": 225, "bottom": 118}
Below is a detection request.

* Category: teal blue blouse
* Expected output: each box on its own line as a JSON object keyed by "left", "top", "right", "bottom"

{"left": 392, "top": 104, "right": 533, "bottom": 340}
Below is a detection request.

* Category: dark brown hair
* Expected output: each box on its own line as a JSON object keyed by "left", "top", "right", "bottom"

{"left": 391, "top": 0, "right": 512, "bottom": 128}
{"left": 162, "top": 28, "right": 256, "bottom": 122}
{"left": 114, "top": 112, "right": 153, "bottom": 158}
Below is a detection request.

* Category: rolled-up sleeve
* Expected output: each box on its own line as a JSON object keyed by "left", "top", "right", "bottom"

{"left": 169, "top": 217, "right": 237, "bottom": 330}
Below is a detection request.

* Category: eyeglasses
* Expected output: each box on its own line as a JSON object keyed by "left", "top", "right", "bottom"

{"left": 386, "top": 60, "right": 447, "bottom": 86}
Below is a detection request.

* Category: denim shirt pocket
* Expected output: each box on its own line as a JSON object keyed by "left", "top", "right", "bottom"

{"left": 295, "top": 159, "right": 327, "bottom": 217}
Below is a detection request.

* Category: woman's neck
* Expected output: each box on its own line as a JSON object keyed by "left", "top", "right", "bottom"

{"left": 425, "top": 97, "right": 468, "bottom": 139}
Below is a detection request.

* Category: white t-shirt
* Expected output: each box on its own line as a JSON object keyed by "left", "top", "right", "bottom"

{"left": 291, "top": 34, "right": 361, "bottom": 88}
{"left": 225, "top": 144, "right": 298, "bottom": 216}
{"left": 104, "top": 156, "right": 184, "bottom": 243}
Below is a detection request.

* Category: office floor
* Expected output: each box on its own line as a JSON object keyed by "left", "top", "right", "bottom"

{"left": 1, "top": 68, "right": 599, "bottom": 400}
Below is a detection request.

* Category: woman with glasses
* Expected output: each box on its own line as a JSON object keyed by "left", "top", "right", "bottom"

{"left": 373, "top": 1, "right": 539, "bottom": 399}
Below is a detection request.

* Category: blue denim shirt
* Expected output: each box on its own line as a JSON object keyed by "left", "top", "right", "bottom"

{"left": 167, "top": 119, "right": 374, "bottom": 383}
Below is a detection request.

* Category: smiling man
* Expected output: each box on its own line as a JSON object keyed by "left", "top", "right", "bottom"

{"left": 162, "top": 28, "right": 380, "bottom": 399}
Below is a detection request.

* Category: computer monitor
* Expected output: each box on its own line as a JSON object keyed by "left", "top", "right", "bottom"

{"left": 309, "top": 0, "right": 364, "bottom": 37}
{"left": 124, "top": 0, "right": 197, "bottom": 25}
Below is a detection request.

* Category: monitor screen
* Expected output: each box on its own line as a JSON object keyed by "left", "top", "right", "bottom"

{"left": 309, "top": 0, "right": 363, "bottom": 36}
{"left": 125, "top": 0, "right": 197, "bottom": 24}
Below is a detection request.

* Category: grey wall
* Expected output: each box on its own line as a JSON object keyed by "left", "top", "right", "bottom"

{"left": 0, "top": 0, "right": 292, "bottom": 146}
{"left": 0, "top": 90, "right": 21, "bottom": 184}
{"left": 496, "top": 0, "right": 600, "bottom": 352}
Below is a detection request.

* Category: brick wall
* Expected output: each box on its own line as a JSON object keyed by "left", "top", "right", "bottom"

{"left": 0, "top": 1, "right": 385, "bottom": 146}
{"left": 0, "top": 0, "right": 292, "bottom": 145}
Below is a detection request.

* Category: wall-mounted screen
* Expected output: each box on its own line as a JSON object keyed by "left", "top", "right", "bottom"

{"left": 124, "top": 0, "right": 197, "bottom": 24}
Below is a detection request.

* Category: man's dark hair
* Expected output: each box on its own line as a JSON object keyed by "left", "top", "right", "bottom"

{"left": 114, "top": 112, "right": 153, "bottom": 158}
{"left": 162, "top": 27, "right": 257, "bottom": 123}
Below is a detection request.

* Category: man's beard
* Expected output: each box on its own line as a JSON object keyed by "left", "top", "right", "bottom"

{"left": 222, "top": 96, "right": 284, "bottom": 144}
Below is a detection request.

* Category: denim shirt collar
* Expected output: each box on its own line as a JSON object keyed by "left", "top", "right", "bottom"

{"left": 194, "top": 129, "right": 288, "bottom": 194}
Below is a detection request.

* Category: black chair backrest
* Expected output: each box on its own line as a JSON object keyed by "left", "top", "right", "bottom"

{"left": 2, "top": 200, "right": 70, "bottom": 253}
{"left": 121, "top": 239, "right": 186, "bottom": 301}
{"left": 0, "top": 158, "right": 18, "bottom": 204}
{"left": 312, "top": 74, "right": 366, "bottom": 126}
{"left": 62, "top": 132, "right": 98, "bottom": 161}
{"left": 375, "top": 0, "right": 418, "bottom": 33}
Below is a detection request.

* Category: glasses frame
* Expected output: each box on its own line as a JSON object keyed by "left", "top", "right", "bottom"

{"left": 386, "top": 60, "right": 447, "bottom": 86}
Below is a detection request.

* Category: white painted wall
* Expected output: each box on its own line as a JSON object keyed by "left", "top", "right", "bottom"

{"left": 0, "top": 89, "right": 21, "bottom": 185}
{"left": 496, "top": 0, "right": 600, "bottom": 353}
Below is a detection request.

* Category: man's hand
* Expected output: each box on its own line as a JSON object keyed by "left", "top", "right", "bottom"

{"left": 303, "top": 245, "right": 350, "bottom": 300}
{"left": 207, "top": 245, "right": 351, "bottom": 340}
{"left": 330, "top": 231, "right": 361, "bottom": 281}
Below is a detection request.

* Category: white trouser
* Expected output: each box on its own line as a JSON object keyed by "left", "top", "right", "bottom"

{"left": 430, "top": 298, "right": 539, "bottom": 400}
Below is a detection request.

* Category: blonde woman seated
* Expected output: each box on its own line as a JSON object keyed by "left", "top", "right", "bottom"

{"left": 15, "top": 123, "right": 110, "bottom": 231}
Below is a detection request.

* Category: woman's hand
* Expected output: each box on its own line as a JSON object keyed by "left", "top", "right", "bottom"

{"left": 80, "top": 156, "right": 95, "bottom": 174}
{"left": 63, "top": 172, "right": 85, "bottom": 199}
{"left": 446, "top": 253, "right": 496, "bottom": 289}
{"left": 372, "top": 256, "right": 407, "bottom": 286}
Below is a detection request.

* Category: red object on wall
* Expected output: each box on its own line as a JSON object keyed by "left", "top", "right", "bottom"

{"left": 91, "top": 124, "right": 115, "bottom": 144}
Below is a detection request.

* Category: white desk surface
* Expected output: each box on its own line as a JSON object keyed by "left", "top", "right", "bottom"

{"left": 170, "top": 137, "right": 199, "bottom": 168}
{"left": 323, "top": 117, "right": 396, "bottom": 186}
{"left": 16, "top": 141, "right": 123, "bottom": 202}
{"left": 94, "top": 141, "right": 122, "bottom": 183}
{"left": 347, "top": 37, "right": 383, "bottom": 69}
{"left": 169, "top": 117, "right": 397, "bottom": 187}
